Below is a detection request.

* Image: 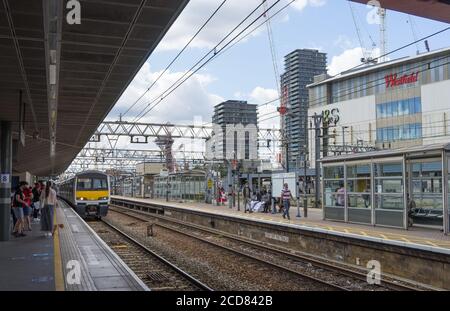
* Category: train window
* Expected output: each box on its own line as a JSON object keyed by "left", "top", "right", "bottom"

{"left": 93, "top": 178, "right": 108, "bottom": 190}
{"left": 77, "top": 178, "right": 91, "bottom": 190}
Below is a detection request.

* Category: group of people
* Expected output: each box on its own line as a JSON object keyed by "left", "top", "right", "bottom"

{"left": 11, "top": 180, "right": 58, "bottom": 238}
{"left": 242, "top": 185, "right": 273, "bottom": 213}
{"left": 242, "top": 183, "right": 296, "bottom": 219}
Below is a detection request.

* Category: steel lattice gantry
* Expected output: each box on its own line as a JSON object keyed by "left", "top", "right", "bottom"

{"left": 92, "top": 121, "right": 282, "bottom": 142}
{"left": 78, "top": 147, "right": 205, "bottom": 160}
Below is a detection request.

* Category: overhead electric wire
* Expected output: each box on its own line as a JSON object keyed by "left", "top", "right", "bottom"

{"left": 131, "top": 0, "right": 272, "bottom": 122}
{"left": 407, "top": 15, "right": 420, "bottom": 54}
{"left": 210, "top": 0, "right": 296, "bottom": 63}
{"left": 348, "top": 1, "right": 367, "bottom": 59}
{"left": 334, "top": 26, "right": 450, "bottom": 76}
{"left": 120, "top": 0, "right": 228, "bottom": 119}
{"left": 146, "top": 0, "right": 295, "bottom": 122}
{"left": 133, "top": 0, "right": 285, "bottom": 123}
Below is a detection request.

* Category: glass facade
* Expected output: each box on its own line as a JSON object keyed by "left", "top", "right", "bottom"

{"left": 327, "top": 54, "right": 450, "bottom": 105}
{"left": 322, "top": 152, "right": 450, "bottom": 231}
{"left": 376, "top": 123, "right": 422, "bottom": 142}
{"left": 376, "top": 97, "right": 421, "bottom": 119}
{"left": 323, "top": 166, "right": 345, "bottom": 208}
{"left": 374, "top": 162, "right": 404, "bottom": 211}
{"left": 154, "top": 173, "right": 206, "bottom": 201}
{"left": 347, "top": 164, "right": 371, "bottom": 209}
{"left": 323, "top": 161, "right": 405, "bottom": 227}
{"left": 410, "top": 161, "right": 443, "bottom": 227}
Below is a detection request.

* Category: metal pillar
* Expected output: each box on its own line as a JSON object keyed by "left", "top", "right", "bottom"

{"left": 313, "top": 114, "right": 322, "bottom": 209}
{"left": 442, "top": 151, "right": 448, "bottom": 235}
{"left": 227, "top": 161, "right": 232, "bottom": 209}
{"left": 402, "top": 156, "right": 408, "bottom": 230}
{"left": 0, "top": 122, "right": 12, "bottom": 241}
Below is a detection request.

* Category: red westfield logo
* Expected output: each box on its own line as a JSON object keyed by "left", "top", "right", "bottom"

{"left": 385, "top": 72, "right": 419, "bottom": 88}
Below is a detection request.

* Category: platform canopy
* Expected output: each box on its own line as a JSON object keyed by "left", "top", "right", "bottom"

{"left": 321, "top": 143, "right": 450, "bottom": 163}
{"left": 349, "top": 0, "right": 450, "bottom": 24}
{"left": 0, "top": 0, "right": 189, "bottom": 176}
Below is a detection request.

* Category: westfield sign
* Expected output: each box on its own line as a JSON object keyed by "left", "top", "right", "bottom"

{"left": 385, "top": 72, "right": 419, "bottom": 88}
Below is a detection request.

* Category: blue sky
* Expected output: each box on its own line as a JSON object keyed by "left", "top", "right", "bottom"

{"left": 107, "top": 0, "right": 449, "bottom": 130}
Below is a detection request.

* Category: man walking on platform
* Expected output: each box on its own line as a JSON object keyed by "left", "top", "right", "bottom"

{"left": 243, "top": 183, "right": 251, "bottom": 213}
{"left": 281, "top": 183, "right": 293, "bottom": 220}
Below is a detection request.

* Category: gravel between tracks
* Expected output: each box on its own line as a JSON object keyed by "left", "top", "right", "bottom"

{"left": 105, "top": 210, "right": 338, "bottom": 291}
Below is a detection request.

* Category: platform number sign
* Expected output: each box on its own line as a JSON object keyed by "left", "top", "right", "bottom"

{"left": 0, "top": 174, "right": 9, "bottom": 184}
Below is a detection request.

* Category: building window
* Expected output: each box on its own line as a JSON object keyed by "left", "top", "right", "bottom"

{"left": 376, "top": 97, "right": 421, "bottom": 120}
{"left": 377, "top": 123, "right": 422, "bottom": 142}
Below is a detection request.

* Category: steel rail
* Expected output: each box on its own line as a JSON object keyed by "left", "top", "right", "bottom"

{"left": 108, "top": 207, "right": 350, "bottom": 291}
{"left": 99, "top": 217, "right": 214, "bottom": 291}
{"left": 110, "top": 202, "right": 433, "bottom": 291}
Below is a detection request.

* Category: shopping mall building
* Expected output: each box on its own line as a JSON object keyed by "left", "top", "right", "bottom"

{"left": 307, "top": 47, "right": 450, "bottom": 232}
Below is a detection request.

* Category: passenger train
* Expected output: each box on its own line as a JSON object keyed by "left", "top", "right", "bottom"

{"left": 59, "top": 170, "right": 110, "bottom": 219}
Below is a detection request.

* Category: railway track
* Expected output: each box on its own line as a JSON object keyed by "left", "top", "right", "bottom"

{"left": 108, "top": 204, "right": 430, "bottom": 291}
{"left": 105, "top": 208, "right": 344, "bottom": 291}
{"left": 87, "top": 218, "right": 213, "bottom": 291}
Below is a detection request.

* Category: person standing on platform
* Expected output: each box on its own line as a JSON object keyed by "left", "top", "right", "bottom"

{"left": 242, "top": 183, "right": 251, "bottom": 213}
{"left": 281, "top": 183, "right": 293, "bottom": 220}
{"left": 32, "top": 183, "right": 41, "bottom": 220}
{"left": 11, "top": 190, "right": 17, "bottom": 228}
{"left": 335, "top": 183, "right": 346, "bottom": 207}
{"left": 12, "top": 182, "right": 30, "bottom": 237}
{"left": 40, "top": 181, "right": 58, "bottom": 237}
{"left": 23, "top": 185, "right": 33, "bottom": 231}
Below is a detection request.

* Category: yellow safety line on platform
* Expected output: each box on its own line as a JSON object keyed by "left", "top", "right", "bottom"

{"left": 53, "top": 207, "right": 65, "bottom": 291}
{"left": 426, "top": 241, "right": 438, "bottom": 247}
{"left": 401, "top": 237, "right": 411, "bottom": 243}
{"left": 380, "top": 234, "right": 388, "bottom": 240}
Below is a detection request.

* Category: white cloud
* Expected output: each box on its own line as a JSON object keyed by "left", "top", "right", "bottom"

{"left": 102, "top": 61, "right": 224, "bottom": 150}
{"left": 292, "top": 0, "right": 326, "bottom": 11}
{"left": 333, "top": 35, "right": 355, "bottom": 50}
{"left": 110, "top": 62, "right": 223, "bottom": 124}
{"left": 244, "top": 86, "right": 280, "bottom": 129}
{"left": 158, "top": 0, "right": 327, "bottom": 51}
{"left": 328, "top": 47, "right": 382, "bottom": 76}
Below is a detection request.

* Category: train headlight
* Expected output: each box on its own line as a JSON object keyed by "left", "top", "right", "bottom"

{"left": 77, "top": 197, "right": 86, "bottom": 201}
{"left": 99, "top": 196, "right": 109, "bottom": 200}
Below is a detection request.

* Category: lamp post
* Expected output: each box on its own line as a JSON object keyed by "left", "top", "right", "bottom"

{"left": 342, "top": 126, "right": 349, "bottom": 154}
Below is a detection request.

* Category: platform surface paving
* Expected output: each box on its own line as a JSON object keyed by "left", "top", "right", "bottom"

{"left": 0, "top": 202, "right": 148, "bottom": 291}
{"left": 0, "top": 220, "right": 55, "bottom": 291}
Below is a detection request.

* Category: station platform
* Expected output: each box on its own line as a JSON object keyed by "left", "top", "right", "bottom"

{"left": 112, "top": 196, "right": 450, "bottom": 251}
{"left": 0, "top": 201, "right": 148, "bottom": 291}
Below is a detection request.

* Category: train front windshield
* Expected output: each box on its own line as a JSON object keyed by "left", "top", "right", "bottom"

{"left": 77, "top": 177, "right": 108, "bottom": 190}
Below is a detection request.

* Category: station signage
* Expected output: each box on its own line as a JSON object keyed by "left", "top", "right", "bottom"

{"left": 385, "top": 72, "right": 419, "bottom": 88}
{"left": 322, "top": 108, "right": 340, "bottom": 126}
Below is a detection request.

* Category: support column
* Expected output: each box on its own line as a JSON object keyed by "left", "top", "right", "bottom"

{"left": 227, "top": 161, "right": 232, "bottom": 209}
{"left": 402, "top": 155, "right": 408, "bottom": 230}
{"left": 442, "top": 151, "right": 448, "bottom": 235}
{"left": 0, "top": 121, "right": 12, "bottom": 241}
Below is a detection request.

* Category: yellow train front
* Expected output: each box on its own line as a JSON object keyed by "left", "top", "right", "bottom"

{"left": 59, "top": 171, "right": 110, "bottom": 219}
